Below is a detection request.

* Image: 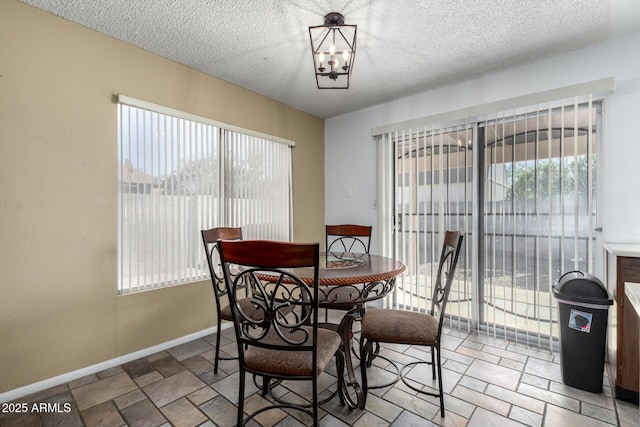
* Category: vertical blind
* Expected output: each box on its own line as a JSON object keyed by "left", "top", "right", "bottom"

{"left": 117, "top": 97, "right": 293, "bottom": 294}
{"left": 224, "top": 130, "right": 293, "bottom": 240}
{"left": 479, "top": 97, "right": 598, "bottom": 349}
{"left": 376, "top": 122, "right": 473, "bottom": 331}
{"left": 376, "top": 95, "right": 600, "bottom": 348}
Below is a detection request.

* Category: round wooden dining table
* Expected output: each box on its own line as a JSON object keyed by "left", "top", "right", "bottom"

{"left": 283, "top": 251, "right": 406, "bottom": 305}
{"left": 317, "top": 252, "right": 406, "bottom": 285}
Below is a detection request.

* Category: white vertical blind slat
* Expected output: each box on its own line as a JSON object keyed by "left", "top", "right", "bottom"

{"left": 546, "top": 105, "right": 554, "bottom": 347}
{"left": 587, "top": 95, "right": 594, "bottom": 271}
{"left": 560, "top": 104, "right": 566, "bottom": 273}
{"left": 573, "top": 99, "right": 580, "bottom": 272}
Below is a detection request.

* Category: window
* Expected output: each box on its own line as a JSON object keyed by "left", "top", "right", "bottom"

{"left": 117, "top": 95, "right": 293, "bottom": 294}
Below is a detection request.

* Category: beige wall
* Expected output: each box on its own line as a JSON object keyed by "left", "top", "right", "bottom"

{"left": 0, "top": 0, "right": 324, "bottom": 394}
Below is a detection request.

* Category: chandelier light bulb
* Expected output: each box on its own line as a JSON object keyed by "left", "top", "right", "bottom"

{"left": 330, "top": 44, "right": 335, "bottom": 56}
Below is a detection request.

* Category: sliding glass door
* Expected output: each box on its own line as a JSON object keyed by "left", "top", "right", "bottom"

{"left": 479, "top": 99, "right": 600, "bottom": 348}
{"left": 386, "top": 123, "right": 474, "bottom": 329}
{"left": 382, "top": 98, "right": 601, "bottom": 347}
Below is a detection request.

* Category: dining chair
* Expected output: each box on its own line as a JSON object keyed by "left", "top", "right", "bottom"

{"left": 201, "top": 227, "right": 261, "bottom": 374}
{"left": 326, "top": 224, "right": 372, "bottom": 254}
{"left": 359, "top": 231, "right": 464, "bottom": 417}
{"left": 322, "top": 224, "right": 373, "bottom": 322}
{"left": 218, "top": 239, "right": 342, "bottom": 427}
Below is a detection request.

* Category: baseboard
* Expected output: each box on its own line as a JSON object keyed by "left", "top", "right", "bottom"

{"left": 615, "top": 385, "right": 640, "bottom": 404}
{"left": 0, "top": 324, "right": 230, "bottom": 404}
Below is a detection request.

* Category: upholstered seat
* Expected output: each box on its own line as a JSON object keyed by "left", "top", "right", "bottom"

{"left": 218, "top": 298, "right": 263, "bottom": 322}
{"left": 361, "top": 307, "right": 438, "bottom": 345}
{"left": 244, "top": 328, "right": 341, "bottom": 377}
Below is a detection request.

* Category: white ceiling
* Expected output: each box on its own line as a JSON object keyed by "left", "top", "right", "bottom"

{"left": 19, "top": 0, "right": 640, "bottom": 119}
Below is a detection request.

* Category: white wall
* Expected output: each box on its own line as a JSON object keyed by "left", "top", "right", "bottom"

{"left": 325, "top": 31, "right": 640, "bottom": 254}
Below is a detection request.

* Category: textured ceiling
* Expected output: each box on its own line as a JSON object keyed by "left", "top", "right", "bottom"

{"left": 18, "top": 0, "right": 640, "bottom": 118}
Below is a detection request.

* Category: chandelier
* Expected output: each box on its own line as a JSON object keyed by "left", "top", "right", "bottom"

{"left": 308, "top": 12, "right": 357, "bottom": 89}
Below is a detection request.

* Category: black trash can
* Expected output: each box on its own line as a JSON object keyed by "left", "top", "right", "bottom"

{"left": 552, "top": 271, "right": 613, "bottom": 393}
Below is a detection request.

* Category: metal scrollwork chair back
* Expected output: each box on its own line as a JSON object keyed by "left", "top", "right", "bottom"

{"left": 201, "top": 227, "right": 245, "bottom": 373}
{"left": 323, "top": 224, "right": 373, "bottom": 322}
{"left": 326, "top": 224, "right": 372, "bottom": 254}
{"left": 218, "top": 239, "right": 342, "bottom": 427}
{"left": 430, "top": 231, "right": 464, "bottom": 333}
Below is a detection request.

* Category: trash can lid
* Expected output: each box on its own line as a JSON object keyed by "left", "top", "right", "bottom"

{"left": 552, "top": 271, "right": 613, "bottom": 306}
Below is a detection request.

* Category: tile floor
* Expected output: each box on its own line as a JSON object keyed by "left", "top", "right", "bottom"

{"left": 2, "top": 310, "right": 639, "bottom": 427}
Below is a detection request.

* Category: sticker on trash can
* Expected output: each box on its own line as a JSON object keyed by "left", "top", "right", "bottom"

{"left": 569, "top": 309, "right": 593, "bottom": 333}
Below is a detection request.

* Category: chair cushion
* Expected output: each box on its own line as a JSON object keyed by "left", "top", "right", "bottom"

{"left": 361, "top": 308, "right": 439, "bottom": 345}
{"left": 219, "top": 297, "right": 264, "bottom": 321}
{"left": 243, "top": 328, "right": 342, "bottom": 377}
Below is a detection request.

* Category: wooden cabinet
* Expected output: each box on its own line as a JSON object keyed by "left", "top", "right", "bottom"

{"left": 615, "top": 256, "right": 640, "bottom": 403}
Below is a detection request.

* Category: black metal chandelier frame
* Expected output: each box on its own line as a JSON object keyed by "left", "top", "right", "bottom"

{"left": 309, "top": 12, "right": 357, "bottom": 89}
